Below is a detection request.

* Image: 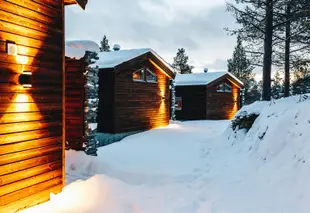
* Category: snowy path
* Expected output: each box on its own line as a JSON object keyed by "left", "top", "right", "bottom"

{"left": 66, "top": 120, "right": 229, "bottom": 185}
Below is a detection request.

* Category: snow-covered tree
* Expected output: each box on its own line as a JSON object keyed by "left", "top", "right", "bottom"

{"left": 83, "top": 51, "right": 99, "bottom": 156}
{"left": 271, "top": 71, "right": 284, "bottom": 99}
{"left": 172, "top": 48, "right": 194, "bottom": 74}
{"left": 170, "top": 80, "right": 176, "bottom": 120}
{"left": 99, "top": 35, "right": 111, "bottom": 52}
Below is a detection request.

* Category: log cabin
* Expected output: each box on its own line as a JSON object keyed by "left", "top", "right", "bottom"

{"left": 0, "top": 1, "right": 88, "bottom": 212}
{"left": 175, "top": 71, "right": 244, "bottom": 120}
{"left": 97, "top": 48, "right": 176, "bottom": 134}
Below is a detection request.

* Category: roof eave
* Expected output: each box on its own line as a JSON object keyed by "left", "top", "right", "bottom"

{"left": 64, "top": 0, "right": 88, "bottom": 10}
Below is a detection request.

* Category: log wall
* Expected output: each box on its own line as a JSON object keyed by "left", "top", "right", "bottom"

{"left": 206, "top": 78, "right": 241, "bottom": 120}
{"left": 0, "top": 1, "right": 64, "bottom": 212}
{"left": 65, "top": 57, "right": 85, "bottom": 150}
{"left": 175, "top": 76, "right": 241, "bottom": 121}
{"left": 97, "top": 54, "right": 171, "bottom": 133}
{"left": 175, "top": 85, "right": 207, "bottom": 120}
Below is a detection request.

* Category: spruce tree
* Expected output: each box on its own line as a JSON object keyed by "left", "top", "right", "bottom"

{"left": 228, "top": 35, "right": 256, "bottom": 104}
{"left": 99, "top": 35, "right": 111, "bottom": 52}
{"left": 271, "top": 71, "right": 284, "bottom": 99}
{"left": 83, "top": 51, "right": 100, "bottom": 156}
{"left": 172, "top": 48, "right": 194, "bottom": 74}
{"left": 291, "top": 62, "right": 310, "bottom": 95}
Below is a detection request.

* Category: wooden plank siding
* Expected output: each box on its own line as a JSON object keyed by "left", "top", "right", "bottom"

{"left": 65, "top": 57, "right": 86, "bottom": 150}
{"left": 175, "top": 85, "right": 207, "bottom": 120}
{"left": 206, "top": 78, "right": 240, "bottom": 120}
{"left": 97, "top": 54, "right": 172, "bottom": 134}
{"left": 97, "top": 68, "right": 115, "bottom": 133}
{"left": 175, "top": 75, "right": 242, "bottom": 121}
{"left": 0, "top": 1, "right": 64, "bottom": 212}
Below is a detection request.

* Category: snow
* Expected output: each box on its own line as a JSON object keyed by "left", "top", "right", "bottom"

{"left": 97, "top": 48, "right": 174, "bottom": 73}
{"left": 20, "top": 95, "right": 310, "bottom": 213}
{"left": 175, "top": 71, "right": 243, "bottom": 86}
{"left": 65, "top": 40, "right": 100, "bottom": 59}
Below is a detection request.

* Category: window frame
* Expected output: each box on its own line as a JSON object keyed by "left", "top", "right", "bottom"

{"left": 132, "top": 67, "right": 158, "bottom": 84}
{"left": 133, "top": 68, "right": 146, "bottom": 82}
{"left": 175, "top": 97, "right": 182, "bottom": 111}
{"left": 146, "top": 68, "right": 158, "bottom": 83}
{"left": 216, "top": 82, "right": 232, "bottom": 93}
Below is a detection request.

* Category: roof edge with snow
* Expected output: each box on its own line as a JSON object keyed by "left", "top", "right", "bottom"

{"left": 97, "top": 48, "right": 175, "bottom": 78}
{"left": 175, "top": 72, "right": 244, "bottom": 88}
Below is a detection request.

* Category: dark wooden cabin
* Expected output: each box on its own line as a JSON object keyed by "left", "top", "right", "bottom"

{"left": 175, "top": 72, "right": 244, "bottom": 120}
{"left": 0, "top": 1, "right": 88, "bottom": 212}
{"left": 97, "top": 48, "right": 175, "bottom": 134}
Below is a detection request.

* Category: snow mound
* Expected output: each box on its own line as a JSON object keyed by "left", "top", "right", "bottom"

{"left": 226, "top": 94, "right": 310, "bottom": 162}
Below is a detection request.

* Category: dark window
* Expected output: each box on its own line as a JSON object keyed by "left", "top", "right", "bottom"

{"left": 133, "top": 68, "right": 158, "bottom": 83}
{"left": 146, "top": 69, "right": 158, "bottom": 83}
{"left": 216, "top": 83, "right": 232, "bottom": 93}
{"left": 175, "top": 97, "right": 182, "bottom": 110}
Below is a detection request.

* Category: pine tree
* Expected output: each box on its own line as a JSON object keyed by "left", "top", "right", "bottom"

{"left": 246, "top": 80, "right": 262, "bottom": 104}
{"left": 83, "top": 51, "right": 100, "bottom": 156}
{"left": 99, "top": 35, "right": 110, "bottom": 52}
{"left": 271, "top": 71, "right": 284, "bottom": 99}
{"left": 227, "top": 0, "right": 310, "bottom": 100}
{"left": 228, "top": 35, "right": 256, "bottom": 104}
{"left": 172, "top": 48, "right": 194, "bottom": 74}
{"left": 291, "top": 61, "right": 310, "bottom": 95}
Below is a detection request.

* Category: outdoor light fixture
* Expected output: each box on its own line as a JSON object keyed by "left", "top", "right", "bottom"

{"left": 6, "top": 41, "right": 18, "bottom": 56}
{"left": 19, "top": 71, "right": 32, "bottom": 88}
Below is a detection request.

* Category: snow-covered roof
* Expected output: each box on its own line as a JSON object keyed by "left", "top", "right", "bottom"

{"left": 175, "top": 72, "right": 244, "bottom": 87}
{"left": 97, "top": 48, "right": 175, "bottom": 74}
{"left": 65, "top": 40, "right": 100, "bottom": 60}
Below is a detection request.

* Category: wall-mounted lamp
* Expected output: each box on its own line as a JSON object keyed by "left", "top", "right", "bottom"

{"left": 19, "top": 71, "right": 32, "bottom": 88}
{"left": 6, "top": 41, "right": 18, "bottom": 56}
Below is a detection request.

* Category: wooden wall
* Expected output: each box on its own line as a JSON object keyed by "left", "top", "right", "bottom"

{"left": 206, "top": 78, "right": 240, "bottom": 120}
{"left": 175, "top": 85, "right": 207, "bottom": 120}
{"left": 0, "top": 1, "right": 64, "bottom": 212}
{"left": 97, "top": 54, "right": 171, "bottom": 134}
{"left": 97, "top": 68, "right": 115, "bottom": 133}
{"left": 65, "top": 57, "right": 85, "bottom": 150}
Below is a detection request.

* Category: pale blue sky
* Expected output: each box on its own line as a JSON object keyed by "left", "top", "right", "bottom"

{"left": 65, "top": 0, "right": 265, "bottom": 79}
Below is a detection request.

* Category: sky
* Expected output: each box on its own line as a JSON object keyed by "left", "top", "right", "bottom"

{"left": 65, "top": 0, "right": 261, "bottom": 76}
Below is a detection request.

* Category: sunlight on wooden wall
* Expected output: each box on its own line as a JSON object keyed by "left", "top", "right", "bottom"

{"left": 228, "top": 91, "right": 239, "bottom": 120}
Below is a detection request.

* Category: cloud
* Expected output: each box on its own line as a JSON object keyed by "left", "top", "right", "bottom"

{"left": 65, "top": 0, "right": 238, "bottom": 72}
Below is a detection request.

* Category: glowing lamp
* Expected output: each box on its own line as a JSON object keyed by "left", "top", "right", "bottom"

{"left": 6, "top": 41, "right": 18, "bottom": 56}
{"left": 19, "top": 71, "right": 32, "bottom": 88}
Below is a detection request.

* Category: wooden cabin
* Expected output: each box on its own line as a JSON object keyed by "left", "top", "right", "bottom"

{"left": 0, "top": 1, "right": 88, "bottom": 212}
{"left": 97, "top": 48, "right": 175, "bottom": 134}
{"left": 175, "top": 72, "right": 244, "bottom": 120}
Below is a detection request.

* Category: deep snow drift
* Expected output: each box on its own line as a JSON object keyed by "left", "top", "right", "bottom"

{"left": 20, "top": 95, "right": 310, "bottom": 213}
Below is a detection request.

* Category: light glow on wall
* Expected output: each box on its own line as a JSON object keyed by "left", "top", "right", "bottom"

{"left": 228, "top": 91, "right": 239, "bottom": 120}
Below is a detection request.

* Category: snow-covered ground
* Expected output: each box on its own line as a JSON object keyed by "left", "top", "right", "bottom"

{"left": 20, "top": 95, "right": 310, "bottom": 213}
